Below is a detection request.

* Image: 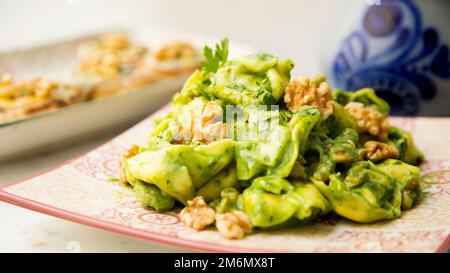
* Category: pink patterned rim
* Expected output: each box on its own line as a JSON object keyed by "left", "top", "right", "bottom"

{"left": 0, "top": 154, "right": 276, "bottom": 253}
{"left": 1, "top": 112, "right": 449, "bottom": 253}
{"left": 1, "top": 165, "right": 449, "bottom": 253}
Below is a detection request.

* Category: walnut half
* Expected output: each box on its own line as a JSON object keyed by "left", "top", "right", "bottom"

{"left": 172, "top": 100, "right": 227, "bottom": 144}
{"left": 180, "top": 196, "right": 216, "bottom": 230}
{"left": 215, "top": 210, "right": 252, "bottom": 240}
{"left": 193, "top": 100, "right": 227, "bottom": 143}
{"left": 119, "top": 145, "right": 139, "bottom": 185}
{"left": 344, "top": 102, "right": 389, "bottom": 140}
{"left": 364, "top": 141, "right": 399, "bottom": 162}
{"left": 284, "top": 75, "right": 334, "bottom": 119}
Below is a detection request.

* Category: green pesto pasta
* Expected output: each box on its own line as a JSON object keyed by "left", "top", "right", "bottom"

{"left": 121, "top": 39, "right": 424, "bottom": 239}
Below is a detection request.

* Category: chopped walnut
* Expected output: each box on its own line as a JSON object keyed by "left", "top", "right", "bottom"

{"left": 180, "top": 196, "right": 216, "bottom": 230}
{"left": 215, "top": 210, "right": 252, "bottom": 240}
{"left": 345, "top": 102, "right": 389, "bottom": 140}
{"left": 119, "top": 145, "right": 139, "bottom": 185}
{"left": 122, "top": 144, "right": 139, "bottom": 159}
{"left": 284, "top": 75, "right": 334, "bottom": 119}
{"left": 173, "top": 100, "right": 227, "bottom": 144}
{"left": 364, "top": 141, "right": 399, "bottom": 162}
{"left": 154, "top": 42, "right": 197, "bottom": 61}
{"left": 202, "top": 122, "right": 227, "bottom": 143}
{"left": 193, "top": 100, "right": 226, "bottom": 143}
{"left": 201, "top": 101, "right": 224, "bottom": 126}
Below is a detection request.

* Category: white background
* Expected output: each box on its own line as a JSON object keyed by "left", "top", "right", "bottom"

{"left": 0, "top": 0, "right": 352, "bottom": 75}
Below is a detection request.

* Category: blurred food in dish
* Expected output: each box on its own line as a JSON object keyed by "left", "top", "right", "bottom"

{"left": 0, "top": 32, "right": 202, "bottom": 125}
{"left": 0, "top": 74, "right": 87, "bottom": 123}
{"left": 77, "top": 33, "right": 201, "bottom": 100}
{"left": 78, "top": 32, "right": 149, "bottom": 80}
{"left": 0, "top": 30, "right": 254, "bottom": 161}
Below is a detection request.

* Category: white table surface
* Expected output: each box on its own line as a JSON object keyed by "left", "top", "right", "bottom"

{"left": 0, "top": 131, "right": 189, "bottom": 253}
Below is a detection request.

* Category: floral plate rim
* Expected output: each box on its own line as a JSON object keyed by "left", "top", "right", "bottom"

{"left": 0, "top": 152, "right": 274, "bottom": 253}
{"left": 1, "top": 112, "right": 449, "bottom": 253}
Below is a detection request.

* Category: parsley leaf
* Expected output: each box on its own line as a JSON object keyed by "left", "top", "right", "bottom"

{"left": 201, "top": 38, "right": 229, "bottom": 73}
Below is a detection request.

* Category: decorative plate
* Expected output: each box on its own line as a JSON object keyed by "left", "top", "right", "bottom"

{"left": 1, "top": 106, "right": 449, "bottom": 253}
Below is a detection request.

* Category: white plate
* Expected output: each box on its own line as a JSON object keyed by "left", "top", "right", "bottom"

{"left": 0, "top": 29, "right": 255, "bottom": 161}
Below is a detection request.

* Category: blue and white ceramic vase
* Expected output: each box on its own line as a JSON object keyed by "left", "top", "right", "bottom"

{"left": 321, "top": 0, "right": 450, "bottom": 116}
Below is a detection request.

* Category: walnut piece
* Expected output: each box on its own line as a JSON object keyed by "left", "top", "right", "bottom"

{"left": 215, "top": 210, "right": 252, "bottom": 240}
{"left": 364, "top": 141, "right": 399, "bottom": 162}
{"left": 345, "top": 102, "right": 389, "bottom": 140}
{"left": 201, "top": 100, "right": 224, "bottom": 126}
{"left": 122, "top": 144, "right": 139, "bottom": 159}
{"left": 180, "top": 196, "right": 216, "bottom": 230}
{"left": 194, "top": 100, "right": 227, "bottom": 143}
{"left": 173, "top": 100, "right": 227, "bottom": 144}
{"left": 201, "top": 122, "right": 227, "bottom": 143}
{"left": 284, "top": 75, "right": 334, "bottom": 119}
{"left": 119, "top": 145, "right": 139, "bottom": 185}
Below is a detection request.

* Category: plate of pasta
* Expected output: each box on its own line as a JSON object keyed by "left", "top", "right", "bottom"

{"left": 1, "top": 39, "right": 449, "bottom": 252}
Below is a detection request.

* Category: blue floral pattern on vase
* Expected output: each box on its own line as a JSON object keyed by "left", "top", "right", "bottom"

{"left": 333, "top": 0, "right": 450, "bottom": 115}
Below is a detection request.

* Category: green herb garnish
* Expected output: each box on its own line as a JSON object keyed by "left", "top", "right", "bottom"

{"left": 201, "top": 38, "right": 229, "bottom": 73}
